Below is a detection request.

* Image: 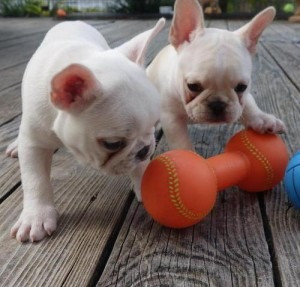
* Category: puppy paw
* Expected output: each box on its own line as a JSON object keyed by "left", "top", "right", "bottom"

{"left": 11, "top": 205, "right": 58, "bottom": 242}
{"left": 6, "top": 139, "right": 18, "bottom": 158}
{"left": 244, "top": 112, "right": 286, "bottom": 134}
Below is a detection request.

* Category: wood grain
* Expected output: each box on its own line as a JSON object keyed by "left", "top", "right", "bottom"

{"left": 0, "top": 116, "right": 21, "bottom": 200}
{"left": 229, "top": 20, "right": 300, "bottom": 287}
{"left": 0, "top": 149, "right": 132, "bottom": 287}
{"left": 263, "top": 23, "right": 300, "bottom": 91}
{"left": 0, "top": 85, "right": 22, "bottom": 126}
{"left": 252, "top": 23, "right": 300, "bottom": 287}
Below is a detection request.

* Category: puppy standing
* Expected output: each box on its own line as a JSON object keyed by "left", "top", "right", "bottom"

{"left": 147, "top": 0, "right": 285, "bottom": 151}
{"left": 6, "top": 19, "right": 165, "bottom": 242}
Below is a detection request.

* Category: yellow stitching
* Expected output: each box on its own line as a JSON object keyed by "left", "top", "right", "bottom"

{"left": 241, "top": 131, "right": 274, "bottom": 188}
{"left": 157, "top": 155, "right": 206, "bottom": 221}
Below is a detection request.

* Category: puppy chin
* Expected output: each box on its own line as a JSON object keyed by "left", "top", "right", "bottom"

{"left": 105, "top": 141, "right": 155, "bottom": 175}
{"left": 103, "top": 157, "right": 137, "bottom": 175}
{"left": 206, "top": 113, "right": 239, "bottom": 124}
{"left": 186, "top": 106, "right": 242, "bottom": 124}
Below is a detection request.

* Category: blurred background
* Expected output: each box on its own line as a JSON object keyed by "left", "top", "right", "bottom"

{"left": 0, "top": 0, "right": 297, "bottom": 18}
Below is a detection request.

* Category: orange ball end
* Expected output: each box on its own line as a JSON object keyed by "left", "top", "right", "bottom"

{"left": 225, "top": 129, "right": 289, "bottom": 191}
{"left": 141, "top": 150, "right": 217, "bottom": 228}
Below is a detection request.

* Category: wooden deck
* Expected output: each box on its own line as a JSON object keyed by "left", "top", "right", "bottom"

{"left": 0, "top": 18, "right": 300, "bottom": 287}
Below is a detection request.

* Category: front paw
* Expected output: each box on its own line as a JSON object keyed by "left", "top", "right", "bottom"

{"left": 244, "top": 112, "right": 286, "bottom": 134}
{"left": 11, "top": 205, "right": 58, "bottom": 242}
{"left": 5, "top": 139, "right": 18, "bottom": 158}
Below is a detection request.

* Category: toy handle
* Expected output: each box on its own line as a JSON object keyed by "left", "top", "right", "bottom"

{"left": 207, "top": 151, "right": 250, "bottom": 191}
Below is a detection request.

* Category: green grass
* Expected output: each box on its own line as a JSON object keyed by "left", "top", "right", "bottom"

{"left": 0, "top": 0, "right": 43, "bottom": 17}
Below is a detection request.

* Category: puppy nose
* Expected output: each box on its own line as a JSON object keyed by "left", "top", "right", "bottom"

{"left": 208, "top": 100, "right": 227, "bottom": 115}
{"left": 136, "top": 145, "right": 150, "bottom": 161}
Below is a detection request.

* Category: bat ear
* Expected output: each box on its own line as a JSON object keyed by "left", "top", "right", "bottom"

{"left": 169, "top": 0, "right": 205, "bottom": 49}
{"left": 50, "top": 64, "right": 100, "bottom": 113}
{"left": 234, "top": 7, "right": 276, "bottom": 54}
{"left": 116, "top": 18, "right": 166, "bottom": 66}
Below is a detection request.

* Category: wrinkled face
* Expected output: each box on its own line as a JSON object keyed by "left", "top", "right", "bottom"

{"left": 178, "top": 29, "right": 252, "bottom": 124}
{"left": 52, "top": 56, "right": 160, "bottom": 175}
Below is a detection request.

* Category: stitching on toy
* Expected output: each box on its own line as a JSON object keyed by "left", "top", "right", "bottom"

{"left": 241, "top": 131, "right": 274, "bottom": 188}
{"left": 157, "top": 155, "right": 204, "bottom": 220}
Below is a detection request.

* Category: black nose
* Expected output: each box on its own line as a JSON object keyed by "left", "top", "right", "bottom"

{"left": 136, "top": 145, "right": 150, "bottom": 161}
{"left": 208, "top": 100, "right": 227, "bottom": 116}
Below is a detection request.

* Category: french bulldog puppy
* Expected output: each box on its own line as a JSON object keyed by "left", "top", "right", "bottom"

{"left": 5, "top": 19, "right": 165, "bottom": 242}
{"left": 147, "top": 0, "right": 285, "bottom": 150}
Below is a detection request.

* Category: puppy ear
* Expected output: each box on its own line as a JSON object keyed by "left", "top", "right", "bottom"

{"left": 51, "top": 64, "right": 99, "bottom": 112}
{"left": 234, "top": 7, "right": 276, "bottom": 54}
{"left": 169, "top": 0, "right": 205, "bottom": 49}
{"left": 116, "top": 18, "right": 166, "bottom": 66}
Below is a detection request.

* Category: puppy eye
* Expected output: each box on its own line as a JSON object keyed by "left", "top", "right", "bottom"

{"left": 234, "top": 83, "right": 247, "bottom": 93}
{"left": 187, "top": 83, "right": 204, "bottom": 93}
{"left": 102, "top": 140, "right": 126, "bottom": 152}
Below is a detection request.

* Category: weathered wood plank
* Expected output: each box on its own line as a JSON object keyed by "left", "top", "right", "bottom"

{"left": 0, "top": 85, "right": 22, "bottom": 126}
{"left": 0, "top": 18, "right": 110, "bottom": 44}
{"left": 0, "top": 20, "right": 165, "bottom": 94}
{"left": 0, "top": 150, "right": 132, "bottom": 287}
{"left": 0, "top": 65, "right": 23, "bottom": 93}
{"left": 98, "top": 20, "right": 277, "bottom": 287}
{"left": 0, "top": 18, "right": 57, "bottom": 42}
{"left": 254, "top": 24, "right": 300, "bottom": 287}
{"left": 229, "top": 20, "right": 300, "bottom": 287}
{"left": 0, "top": 21, "right": 114, "bottom": 93}
{"left": 286, "top": 22, "right": 300, "bottom": 35}
{"left": 261, "top": 22, "right": 300, "bottom": 91}
{"left": 0, "top": 20, "right": 150, "bottom": 72}
{"left": 0, "top": 116, "right": 21, "bottom": 200}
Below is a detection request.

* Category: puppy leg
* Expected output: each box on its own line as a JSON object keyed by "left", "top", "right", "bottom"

{"left": 6, "top": 138, "right": 18, "bottom": 158}
{"left": 11, "top": 144, "right": 58, "bottom": 242}
{"left": 241, "top": 93, "right": 286, "bottom": 133}
{"left": 161, "top": 111, "right": 194, "bottom": 150}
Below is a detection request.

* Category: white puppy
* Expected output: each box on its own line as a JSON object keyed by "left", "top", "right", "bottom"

{"left": 6, "top": 19, "right": 165, "bottom": 242}
{"left": 147, "top": 0, "right": 285, "bottom": 150}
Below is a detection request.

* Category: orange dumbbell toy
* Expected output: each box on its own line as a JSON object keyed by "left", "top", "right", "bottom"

{"left": 141, "top": 129, "right": 289, "bottom": 228}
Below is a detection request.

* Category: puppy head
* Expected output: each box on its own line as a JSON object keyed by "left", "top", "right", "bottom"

{"left": 50, "top": 19, "right": 165, "bottom": 175}
{"left": 170, "top": 0, "right": 275, "bottom": 123}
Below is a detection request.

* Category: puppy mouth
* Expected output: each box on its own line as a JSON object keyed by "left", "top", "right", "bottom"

{"left": 100, "top": 152, "right": 131, "bottom": 174}
{"left": 100, "top": 151, "right": 137, "bottom": 175}
{"left": 209, "top": 111, "right": 240, "bottom": 123}
{"left": 188, "top": 111, "right": 237, "bottom": 124}
{"left": 102, "top": 152, "right": 116, "bottom": 168}
{"left": 207, "top": 117, "right": 227, "bottom": 123}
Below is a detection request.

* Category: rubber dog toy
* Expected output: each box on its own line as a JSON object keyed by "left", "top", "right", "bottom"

{"left": 142, "top": 129, "right": 289, "bottom": 228}
{"left": 284, "top": 151, "right": 300, "bottom": 209}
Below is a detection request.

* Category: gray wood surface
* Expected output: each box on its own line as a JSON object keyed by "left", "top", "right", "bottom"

{"left": 0, "top": 18, "right": 299, "bottom": 287}
{"left": 259, "top": 23, "right": 300, "bottom": 287}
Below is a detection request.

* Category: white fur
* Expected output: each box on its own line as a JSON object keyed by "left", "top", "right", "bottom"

{"left": 147, "top": 0, "right": 285, "bottom": 150}
{"left": 6, "top": 19, "right": 165, "bottom": 242}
